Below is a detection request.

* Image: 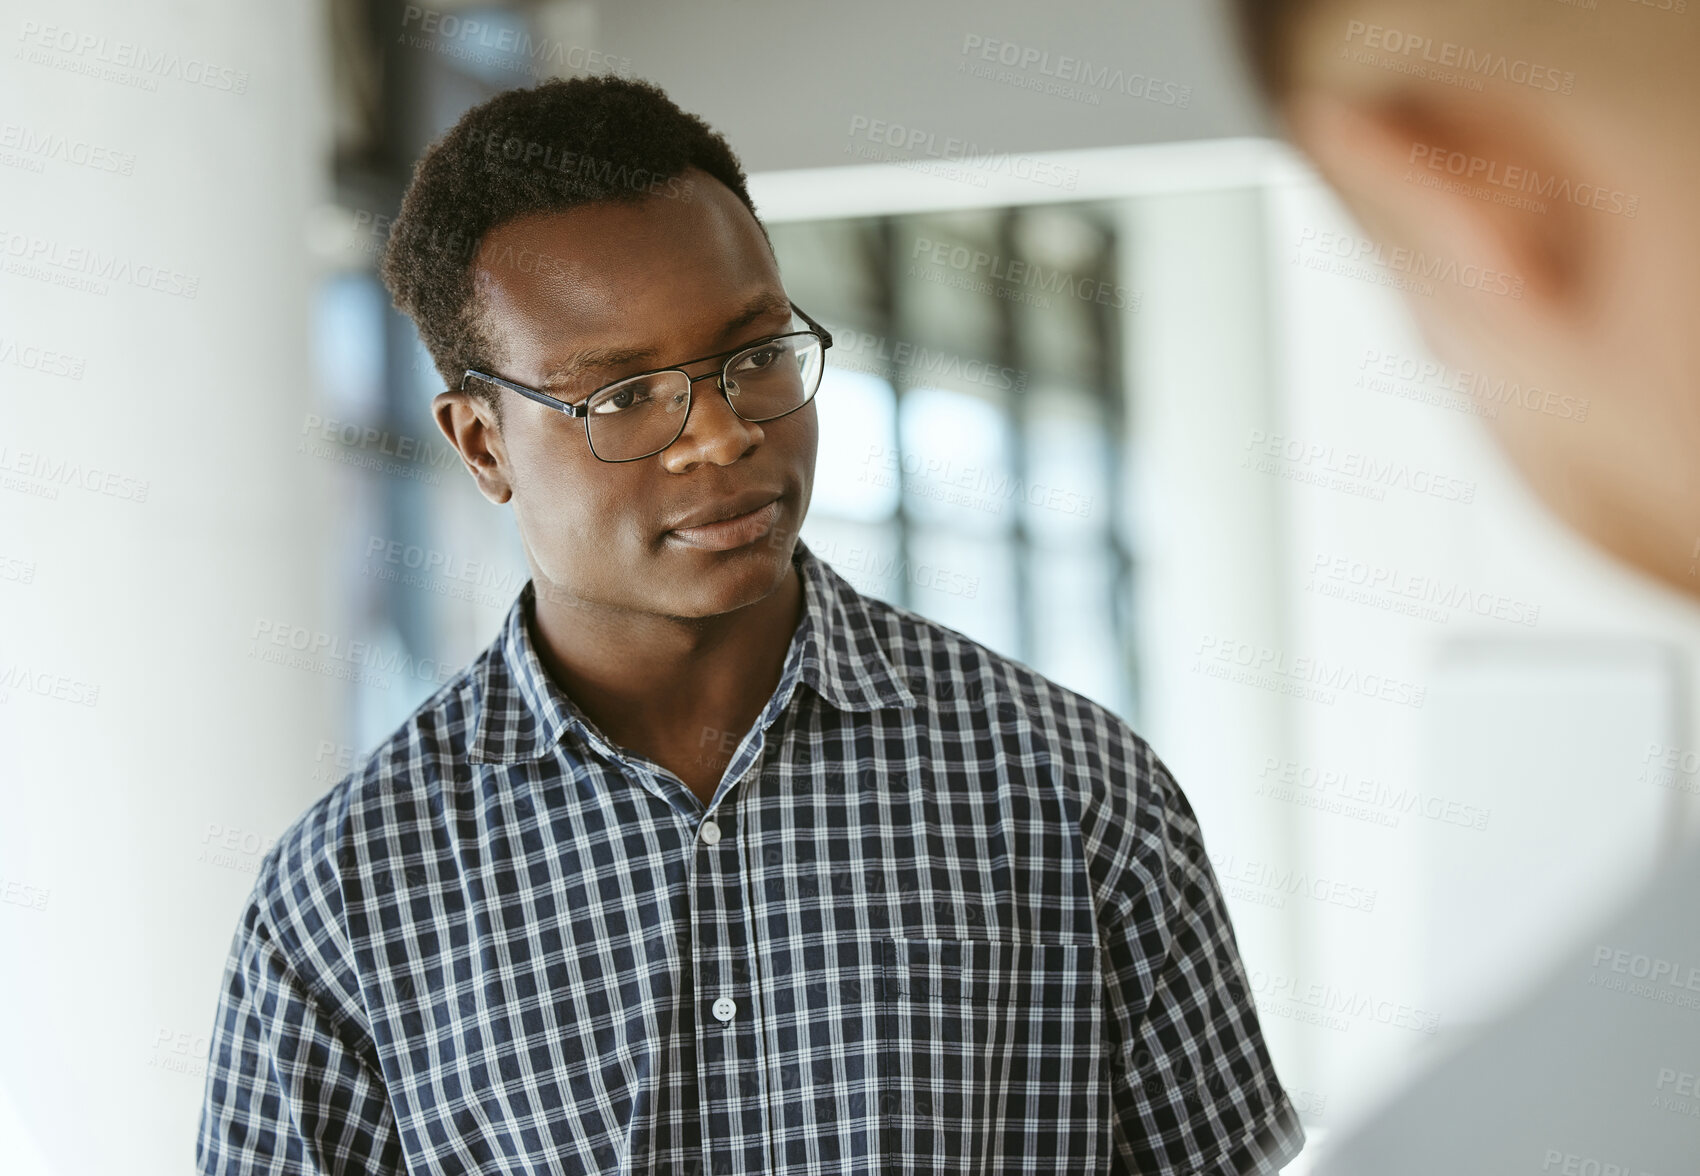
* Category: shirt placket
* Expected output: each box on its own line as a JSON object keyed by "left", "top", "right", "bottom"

{"left": 691, "top": 790, "right": 771, "bottom": 1176}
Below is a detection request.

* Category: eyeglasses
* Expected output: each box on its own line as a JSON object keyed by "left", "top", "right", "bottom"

{"left": 461, "top": 300, "right": 834, "bottom": 462}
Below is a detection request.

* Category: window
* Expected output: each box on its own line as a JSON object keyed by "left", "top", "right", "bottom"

{"left": 769, "top": 207, "right": 1137, "bottom": 720}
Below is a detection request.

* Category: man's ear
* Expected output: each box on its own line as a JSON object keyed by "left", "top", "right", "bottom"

{"left": 433, "top": 388, "right": 513, "bottom": 505}
{"left": 1282, "top": 89, "right": 1594, "bottom": 349}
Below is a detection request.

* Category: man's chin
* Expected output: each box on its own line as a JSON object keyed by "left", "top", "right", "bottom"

{"left": 651, "top": 537, "right": 795, "bottom": 609}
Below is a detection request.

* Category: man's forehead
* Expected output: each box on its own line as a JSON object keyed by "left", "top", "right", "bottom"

{"left": 471, "top": 183, "right": 773, "bottom": 314}
{"left": 468, "top": 182, "right": 784, "bottom": 380}
{"left": 478, "top": 281, "right": 794, "bottom": 392}
{"left": 474, "top": 174, "right": 764, "bottom": 279}
{"left": 531, "top": 289, "right": 795, "bottom": 389}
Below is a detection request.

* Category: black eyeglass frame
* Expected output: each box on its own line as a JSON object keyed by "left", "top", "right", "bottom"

{"left": 460, "top": 300, "right": 834, "bottom": 463}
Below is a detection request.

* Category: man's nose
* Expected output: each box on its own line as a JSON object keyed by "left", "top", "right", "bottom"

{"left": 664, "top": 370, "right": 763, "bottom": 465}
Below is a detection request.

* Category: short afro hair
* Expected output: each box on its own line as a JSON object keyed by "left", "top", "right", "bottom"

{"left": 379, "top": 74, "right": 765, "bottom": 428}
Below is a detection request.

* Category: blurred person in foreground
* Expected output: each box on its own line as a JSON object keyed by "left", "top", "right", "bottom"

{"left": 1228, "top": 0, "right": 1700, "bottom": 1170}
{"left": 194, "top": 75, "right": 1305, "bottom": 1174}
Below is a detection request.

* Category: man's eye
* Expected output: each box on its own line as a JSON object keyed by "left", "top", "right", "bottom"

{"left": 591, "top": 386, "right": 648, "bottom": 414}
{"left": 589, "top": 375, "right": 674, "bottom": 414}
{"left": 733, "top": 346, "right": 781, "bottom": 372}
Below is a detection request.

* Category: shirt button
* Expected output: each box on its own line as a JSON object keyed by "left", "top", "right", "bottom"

{"left": 711, "top": 996, "right": 737, "bottom": 1022}
{"left": 699, "top": 819, "right": 722, "bottom": 846}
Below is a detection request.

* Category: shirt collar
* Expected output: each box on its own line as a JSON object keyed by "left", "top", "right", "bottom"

{"left": 466, "top": 536, "right": 918, "bottom": 766}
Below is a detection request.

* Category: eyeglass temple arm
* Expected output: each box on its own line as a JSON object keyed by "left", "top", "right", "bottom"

{"left": 791, "top": 301, "right": 833, "bottom": 350}
{"left": 462, "top": 370, "right": 590, "bottom": 417}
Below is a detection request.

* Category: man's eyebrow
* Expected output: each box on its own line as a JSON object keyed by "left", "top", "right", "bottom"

{"left": 537, "top": 292, "right": 793, "bottom": 391}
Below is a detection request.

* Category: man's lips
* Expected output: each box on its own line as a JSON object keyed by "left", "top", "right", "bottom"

{"left": 664, "top": 498, "right": 783, "bottom": 551}
{"left": 664, "top": 487, "right": 786, "bottom": 533}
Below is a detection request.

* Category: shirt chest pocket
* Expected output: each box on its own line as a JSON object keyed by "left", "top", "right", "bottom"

{"left": 878, "top": 937, "right": 1106, "bottom": 1174}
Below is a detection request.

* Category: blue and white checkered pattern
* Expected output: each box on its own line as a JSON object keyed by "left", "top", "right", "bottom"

{"left": 197, "top": 536, "right": 1306, "bottom": 1174}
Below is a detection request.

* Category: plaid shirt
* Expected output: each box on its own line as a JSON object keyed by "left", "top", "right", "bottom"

{"left": 197, "top": 536, "right": 1306, "bottom": 1175}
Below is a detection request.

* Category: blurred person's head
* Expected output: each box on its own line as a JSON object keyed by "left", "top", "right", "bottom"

{"left": 379, "top": 76, "right": 817, "bottom": 625}
{"left": 1230, "top": 0, "right": 1700, "bottom": 598}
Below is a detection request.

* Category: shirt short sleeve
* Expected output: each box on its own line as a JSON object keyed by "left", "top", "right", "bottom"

{"left": 196, "top": 893, "right": 403, "bottom": 1175}
{"left": 1100, "top": 760, "right": 1307, "bottom": 1174}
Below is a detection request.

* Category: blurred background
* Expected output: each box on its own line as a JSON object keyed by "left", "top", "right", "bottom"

{"left": 4, "top": 1, "right": 1700, "bottom": 1172}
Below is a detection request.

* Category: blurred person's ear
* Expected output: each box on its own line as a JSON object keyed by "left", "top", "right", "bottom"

{"left": 1283, "top": 90, "right": 1591, "bottom": 369}
{"left": 1279, "top": 81, "right": 1700, "bottom": 599}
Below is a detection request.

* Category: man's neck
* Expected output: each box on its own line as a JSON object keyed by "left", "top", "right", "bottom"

{"left": 526, "top": 559, "right": 806, "bottom": 778}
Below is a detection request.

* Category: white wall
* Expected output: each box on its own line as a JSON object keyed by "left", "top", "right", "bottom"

{"left": 0, "top": 3, "right": 336, "bottom": 1172}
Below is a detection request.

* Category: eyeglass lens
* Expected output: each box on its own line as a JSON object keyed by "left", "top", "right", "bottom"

{"left": 583, "top": 334, "right": 824, "bottom": 460}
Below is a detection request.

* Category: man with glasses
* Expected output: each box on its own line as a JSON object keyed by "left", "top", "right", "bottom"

{"left": 196, "top": 75, "right": 1304, "bottom": 1175}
